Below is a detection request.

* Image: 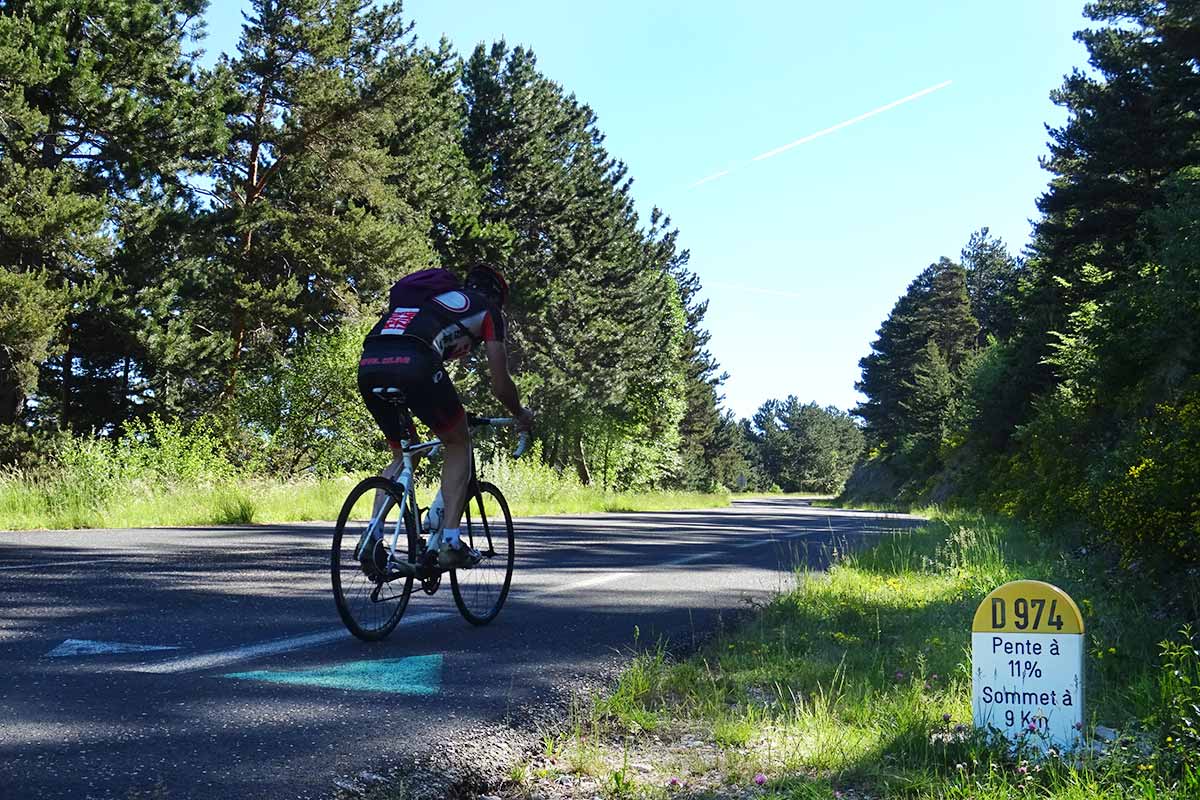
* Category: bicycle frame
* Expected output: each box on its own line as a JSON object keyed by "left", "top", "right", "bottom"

{"left": 355, "top": 414, "right": 523, "bottom": 568}
{"left": 354, "top": 434, "right": 440, "bottom": 567}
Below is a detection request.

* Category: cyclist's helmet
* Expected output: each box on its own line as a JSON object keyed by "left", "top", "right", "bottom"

{"left": 465, "top": 263, "right": 510, "bottom": 306}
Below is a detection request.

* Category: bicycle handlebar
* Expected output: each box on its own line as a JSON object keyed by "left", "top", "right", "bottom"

{"left": 466, "top": 415, "right": 531, "bottom": 459}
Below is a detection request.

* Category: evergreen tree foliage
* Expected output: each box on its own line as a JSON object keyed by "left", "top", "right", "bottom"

{"left": 0, "top": 270, "right": 63, "bottom": 424}
{"left": 748, "top": 397, "right": 863, "bottom": 494}
{"left": 460, "top": 42, "right": 690, "bottom": 487}
{"left": 960, "top": 228, "right": 1022, "bottom": 344}
{"left": 853, "top": 3, "right": 1200, "bottom": 564}
{"left": 855, "top": 257, "right": 978, "bottom": 453}
{"left": 197, "top": 0, "right": 421, "bottom": 407}
{"left": 0, "top": 0, "right": 224, "bottom": 431}
{"left": 0, "top": 4, "right": 735, "bottom": 497}
{"left": 672, "top": 239, "right": 731, "bottom": 491}
{"left": 1017, "top": 0, "right": 1200, "bottom": 398}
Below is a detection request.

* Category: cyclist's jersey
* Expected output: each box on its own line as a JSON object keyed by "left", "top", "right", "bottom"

{"left": 365, "top": 288, "right": 506, "bottom": 361}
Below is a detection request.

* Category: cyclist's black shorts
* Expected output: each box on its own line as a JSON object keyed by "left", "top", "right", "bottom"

{"left": 357, "top": 339, "right": 465, "bottom": 446}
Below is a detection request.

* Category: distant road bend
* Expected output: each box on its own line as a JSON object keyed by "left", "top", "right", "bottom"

{"left": 0, "top": 498, "right": 923, "bottom": 800}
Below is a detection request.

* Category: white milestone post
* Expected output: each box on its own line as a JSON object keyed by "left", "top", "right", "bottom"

{"left": 972, "top": 580, "right": 1085, "bottom": 751}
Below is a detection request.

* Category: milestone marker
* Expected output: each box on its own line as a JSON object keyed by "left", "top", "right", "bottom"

{"left": 972, "top": 580, "right": 1084, "bottom": 750}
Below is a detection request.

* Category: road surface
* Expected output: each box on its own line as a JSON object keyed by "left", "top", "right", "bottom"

{"left": 0, "top": 499, "right": 922, "bottom": 800}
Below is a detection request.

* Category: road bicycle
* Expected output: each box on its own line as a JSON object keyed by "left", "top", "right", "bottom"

{"left": 331, "top": 387, "right": 529, "bottom": 641}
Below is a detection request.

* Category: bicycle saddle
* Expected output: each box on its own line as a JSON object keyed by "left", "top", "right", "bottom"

{"left": 371, "top": 387, "right": 407, "bottom": 405}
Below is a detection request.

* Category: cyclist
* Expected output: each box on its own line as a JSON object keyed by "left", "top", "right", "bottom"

{"left": 357, "top": 263, "right": 534, "bottom": 570}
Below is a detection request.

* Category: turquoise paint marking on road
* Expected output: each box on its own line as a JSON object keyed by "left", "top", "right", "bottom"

{"left": 47, "top": 639, "right": 180, "bottom": 658}
{"left": 223, "top": 654, "right": 442, "bottom": 694}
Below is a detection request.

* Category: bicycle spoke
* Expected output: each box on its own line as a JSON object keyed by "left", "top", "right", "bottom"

{"left": 332, "top": 478, "right": 416, "bottom": 641}
{"left": 450, "top": 482, "right": 513, "bottom": 625}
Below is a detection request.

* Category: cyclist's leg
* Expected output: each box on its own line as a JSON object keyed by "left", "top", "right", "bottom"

{"left": 403, "top": 363, "right": 469, "bottom": 548}
{"left": 437, "top": 415, "right": 471, "bottom": 532}
{"left": 357, "top": 349, "right": 420, "bottom": 522}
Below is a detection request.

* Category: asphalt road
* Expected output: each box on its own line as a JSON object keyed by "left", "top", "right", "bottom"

{"left": 0, "top": 499, "right": 923, "bottom": 800}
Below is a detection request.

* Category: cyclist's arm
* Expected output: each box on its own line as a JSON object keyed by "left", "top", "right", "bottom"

{"left": 485, "top": 340, "right": 532, "bottom": 430}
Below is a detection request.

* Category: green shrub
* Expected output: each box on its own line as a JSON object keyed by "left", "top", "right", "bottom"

{"left": 119, "top": 415, "right": 240, "bottom": 484}
{"left": 1094, "top": 385, "right": 1200, "bottom": 563}
{"left": 985, "top": 388, "right": 1093, "bottom": 523}
{"left": 236, "top": 320, "right": 380, "bottom": 478}
{"left": 1155, "top": 626, "right": 1200, "bottom": 772}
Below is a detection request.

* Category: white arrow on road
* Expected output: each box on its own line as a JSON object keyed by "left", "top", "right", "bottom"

{"left": 47, "top": 639, "right": 181, "bottom": 658}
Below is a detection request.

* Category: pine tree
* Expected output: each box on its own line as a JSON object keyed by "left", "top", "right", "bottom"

{"left": 749, "top": 398, "right": 863, "bottom": 493}
{"left": 1019, "top": 0, "right": 1200, "bottom": 396}
{"left": 961, "top": 228, "right": 1022, "bottom": 344}
{"left": 200, "top": 0, "right": 419, "bottom": 406}
{"left": 461, "top": 42, "right": 689, "bottom": 485}
{"left": 855, "top": 258, "right": 978, "bottom": 452}
{"left": 0, "top": 0, "right": 223, "bottom": 433}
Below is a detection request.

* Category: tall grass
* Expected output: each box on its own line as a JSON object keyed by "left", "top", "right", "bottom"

{"left": 525, "top": 511, "right": 1200, "bottom": 799}
{"left": 0, "top": 424, "right": 730, "bottom": 530}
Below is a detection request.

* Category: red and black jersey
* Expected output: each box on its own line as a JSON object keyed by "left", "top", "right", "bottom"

{"left": 365, "top": 288, "right": 506, "bottom": 361}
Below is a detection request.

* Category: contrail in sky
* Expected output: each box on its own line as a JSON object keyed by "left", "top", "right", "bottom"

{"left": 688, "top": 79, "right": 953, "bottom": 189}
{"left": 691, "top": 169, "right": 732, "bottom": 188}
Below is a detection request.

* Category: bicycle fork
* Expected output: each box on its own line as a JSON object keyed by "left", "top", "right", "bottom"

{"left": 355, "top": 467, "right": 416, "bottom": 567}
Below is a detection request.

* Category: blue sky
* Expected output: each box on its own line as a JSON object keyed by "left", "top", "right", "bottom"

{"left": 198, "top": 1, "right": 1090, "bottom": 419}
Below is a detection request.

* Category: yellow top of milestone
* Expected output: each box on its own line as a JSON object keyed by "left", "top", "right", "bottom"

{"left": 972, "top": 580, "right": 1084, "bottom": 634}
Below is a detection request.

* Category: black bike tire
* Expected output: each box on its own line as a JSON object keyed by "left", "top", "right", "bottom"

{"left": 450, "top": 481, "right": 514, "bottom": 626}
{"left": 331, "top": 476, "right": 418, "bottom": 641}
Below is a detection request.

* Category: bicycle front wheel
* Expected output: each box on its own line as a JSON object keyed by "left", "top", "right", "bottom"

{"left": 331, "top": 477, "right": 418, "bottom": 641}
{"left": 450, "top": 481, "right": 514, "bottom": 625}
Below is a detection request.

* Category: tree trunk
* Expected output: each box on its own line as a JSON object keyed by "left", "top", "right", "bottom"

{"left": 224, "top": 306, "right": 247, "bottom": 404}
{"left": 60, "top": 325, "right": 73, "bottom": 431}
{"left": 601, "top": 432, "right": 611, "bottom": 492}
{"left": 121, "top": 355, "right": 131, "bottom": 418}
{"left": 572, "top": 433, "right": 591, "bottom": 486}
{"left": 224, "top": 74, "right": 271, "bottom": 405}
{"left": 0, "top": 351, "right": 21, "bottom": 425}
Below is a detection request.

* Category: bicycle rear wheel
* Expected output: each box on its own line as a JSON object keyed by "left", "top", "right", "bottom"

{"left": 450, "top": 481, "right": 514, "bottom": 625}
{"left": 331, "top": 477, "right": 418, "bottom": 641}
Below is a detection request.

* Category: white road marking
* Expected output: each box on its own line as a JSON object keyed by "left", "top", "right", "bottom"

{"left": 669, "top": 552, "right": 716, "bottom": 565}
{"left": 0, "top": 558, "right": 128, "bottom": 571}
{"left": 735, "top": 529, "right": 814, "bottom": 549}
{"left": 537, "top": 546, "right": 735, "bottom": 596}
{"left": 48, "top": 639, "right": 180, "bottom": 658}
{"left": 119, "top": 609, "right": 451, "bottom": 674}
{"left": 539, "top": 571, "right": 636, "bottom": 595}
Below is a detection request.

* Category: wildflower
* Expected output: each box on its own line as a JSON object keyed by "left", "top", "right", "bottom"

{"left": 930, "top": 673, "right": 938, "bottom": 681}
{"left": 834, "top": 793, "right": 843, "bottom": 800}
{"left": 667, "top": 777, "right": 682, "bottom": 788}
{"left": 955, "top": 763, "right": 966, "bottom": 771}
{"left": 1074, "top": 722, "right": 1083, "bottom": 731}
{"left": 1017, "top": 764, "right": 1028, "bottom": 775}
{"left": 754, "top": 773, "right": 767, "bottom": 786}
{"left": 895, "top": 670, "right": 905, "bottom": 682}
{"left": 942, "top": 713, "right": 952, "bottom": 723}
{"left": 1027, "top": 722, "right": 1038, "bottom": 733}
{"left": 954, "top": 724, "right": 968, "bottom": 734}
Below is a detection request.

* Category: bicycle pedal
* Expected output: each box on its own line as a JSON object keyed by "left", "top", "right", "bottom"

{"left": 386, "top": 561, "right": 418, "bottom": 579}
